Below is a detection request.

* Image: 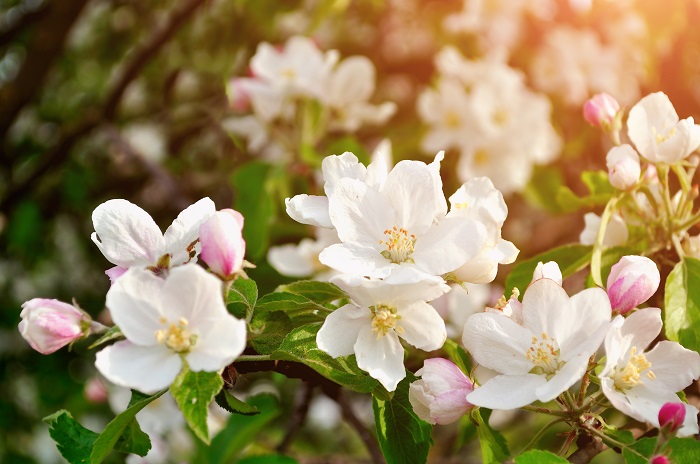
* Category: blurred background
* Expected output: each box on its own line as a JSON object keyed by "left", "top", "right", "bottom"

{"left": 2, "top": 0, "right": 700, "bottom": 462}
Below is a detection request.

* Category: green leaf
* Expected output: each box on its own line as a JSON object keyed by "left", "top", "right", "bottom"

{"left": 43, "top": 410, "right": 98, "bottom": 464}
{"left": 624, "top": 436, "right": 700, "bottom": 464}
{"left": 208, "top": 394, "right": 280, "bottom": 464}
{"left": 256, "top": 292, "right": 331, "bottom": 325}
{"left": 87, "top": 326, "right": 123, "bottom": 349}
{"left": 170, "top": 367, "right": 224, "bottom": 444}
{"left": 215, "top": 389, "right": 260, "bottom": 416}
{"left": 523, "top": 166, "right": 566, "bottom": 213}
{"left": 555, "top": 170, "right": 614, "bottom": 213}
{"left": 664, "top": 258, "right": 700, "bottom": 351}
{"left": 443, "top": 339, "right": 472, "bottom": 374}
{"left": 233, "top": 162, "right": 275, "bottom": 260}
{"left": 249, "top": 309, "right": 294, "bottom": 355}
{"left": 372, "top": 374, "right": 432, "bottom": 464}
{"left": 276, "top": 280, "right": 346, "bottom": 304}
{"left": 473, "top": 408, "right": 510, "bottom": 464}
{"left": 89, "top": 390, "right": 163, "bottom": 463}
{"left": 515, "top": 450, "right": 568, "bottom": 463}
{"left": 227, "top": 277, "right": 258, "bottom": 309}
{"left": 271, "top": 323, "right": 379, "bottom": 393}
{"left": 505, "top": 244, "right": 592, "bottom": 296}
{"left": 622, "top": 437, "right": 656, "bottom": 464}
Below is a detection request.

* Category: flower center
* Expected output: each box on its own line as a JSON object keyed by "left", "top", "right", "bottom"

{"left": 613, "top": 346, "right": 655, "bottom": 390}
{"left": 379, "top": 226, "right": 416, "bottom": 264}
{"left": 652, "top": 125, "right": 677, "bottom": 144}
{"left": 526, "top": 332, "right": 563, "bottom": 377}
{"left": 444, "top": 111, "right": 461, "bottom": 129}
{"left": 155, "top": 317, "right": 197, "bottom": 353}
{"left": 473, "top": 149, "right": 490, "bottom": 166}
{"left": 492, "top": 108, "right": 509, "bottom": 127}
{"left": 281, "top": 68, "right": 296, "bottom": 79}
{"left": 370, "top": 304, "right": 403, "bottom": 338}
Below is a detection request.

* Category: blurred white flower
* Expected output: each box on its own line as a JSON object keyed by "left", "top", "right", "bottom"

{"left": 268, "top": 228, "right": 340, "bottom": 280}
{"left": 579, "top": 212, "right": 628, "bottom": 247}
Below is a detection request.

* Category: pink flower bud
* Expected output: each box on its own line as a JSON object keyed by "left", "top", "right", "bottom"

{"left": 18, "top": 299, "right": 88, "bottom": 354}
{"left": 606, "top": 145, "right": 641, "bottom": 191}
{"left": 408, "top": 358, "right": 474, "bottom": 425}
{"left": 226, "top": 78, "right": 252, "bottom": 112}
{"left": 84, "top": 376, "right": 109, "bottom": 404}
{"left": 606, "top": 256, "right": 660, "bottom": 314}
{"left": 650, "top": 455, "right": 671, "bottom": 464}
{"left": 199, "top": 209, "right": 246, "bottom": 280}
{"left": 583, "top": 93, "right": 620, "bottom": 127}
{"left": 658, "top": 402, "right": 686, "bottom": 434}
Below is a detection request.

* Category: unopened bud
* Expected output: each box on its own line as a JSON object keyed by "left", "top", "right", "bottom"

{"left": 606, "top": 256, "right": 660, "bottom": 314}
{"left": 226, "top": 78, "right": 252, "bottom": 112}
{"left": 409, "top": 358, "right": 474, "bottom": 425}
{"left": 19, "top": 299, "right": 90, "bottom": 354}
{"left": 583, "top": 93, "right": 621, "bottom": 128}
{"left": 606, "top": 144, "right": 641, "bottom": 191}
{"left": 650, "top": 455, "right": 671, "bottom": 464}
{"left": 199, "top": 209, "right": 247, "bottom": 280}
{"left": 658, "top": 402, "right": 686, "bottom": 434}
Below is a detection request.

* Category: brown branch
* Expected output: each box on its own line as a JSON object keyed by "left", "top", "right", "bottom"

{"left": 0, "top": 2, "right": 48, "bottom": 48}
{"left": 0, "top": 0, "right": 207, "bottom": 212}
{"left": 276, "top": 381, "right": 314, "bottom": 453}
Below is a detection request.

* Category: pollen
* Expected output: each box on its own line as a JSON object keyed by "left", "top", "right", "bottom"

{"left": 370, "top": 304, "right": 403, "bottom": 338}
{"left": 473, "top": 149, "right": 490, "bottom": 166}
{"left": 652, "top": 125, "right": 677, "bottom": 144}
{"left": 444, "top": 111, "right": 461, "bottom": 129}
{"left": 613, "top": 346, "right": 654, "bottom": 390}
{"left": 155, "top": 317, "right": 197, "bottom": 353}
{"left": 526, "top": 332, "right": 562, "bottom": 376}
{"left": 379, "top": 226, "right": 416, "bottom": 264}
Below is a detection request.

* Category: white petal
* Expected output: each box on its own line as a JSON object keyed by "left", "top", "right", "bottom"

{"left": 398, "top": 302, "right": 446, "bottom": 351}
{"left": 535, "top": 354, "right": 589, "bottom": 403}
{"left": 521, "top": 278, "right": 570, "bottom": 339}
{"left": 556, "top": 287, "right": 611, "bottom": 361}
{"left": 381, "top": 160, "right": 443, "bottom": 236}
{"left": 106, "top": 268, "right": 166, "bottom": 345}
{"left": 163, "top": 198, "right": 216, "bottom": 265}
{"left": 354, "top": 330, "right": 406, "bottom": 391}
{"left": 321, "top": 152, "right": 366, "bottom": 194}
{"left": 319, "top": 242, "right": 393, "bottom": 278}
{"left": 317, "top": 304, "right": 371, "bottom": 358}
{"left": 92, "top": 199, "right": 164, "bottom": 268}
{"left": 408, "top": 382, "right": 435, "bottom": 424}
{"left": 462, "top": 312, "right": 533, "bottom": 375}
{"left": 285, "top": 195, "right": 332, "bottom": 228}
{"left": 644, "top": 341, "right": 700, "bottom": 393}
{"left": 161, "top": 264, "right": 227, "bottom": 327}
{"left": 416, "top": 357, "right": 472, "bottom": 395}
{"left": 267, "top": 243, "right": 316, "bottom": 277}
{"left": 187, "top": 315, "right": 246, "bottom": 372}
{"left": 95, "top": 341, "right": 182, "bottom": 394}
{"left": 412, "top": 218, "right": 486, "bottom": 276}
{"left": 466, "top": 374, "right": 545, "bottom": 410}
{"left": 328, "top": 178, "right": 395, "bottom": 245}
{"left": 620, "top": 307, "right": 662, "bottom": 351}
{"left": 326, "top": 57, "right": 375, "bottom": 106}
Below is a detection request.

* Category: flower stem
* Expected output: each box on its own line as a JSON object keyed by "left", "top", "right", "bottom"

{"left": 591, "top": 196, "right": 620, "bottom": 287}
{"left": 521, "top": 405, "right": 571, "bottom": 417}
{"left": 519, "top": 417, "right": 567, "bottom": 454}
{"left": 236, "top": 354, "right": 272, "bottom": 362}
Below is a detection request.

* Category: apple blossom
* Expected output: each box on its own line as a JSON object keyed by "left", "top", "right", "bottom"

{"left": 319, "top": 154, "right": 486, "bottom": 279}
{"left": 627, "top": 92, "right": 700, "bottom": 163}
{"left": 316, "top": 268, "right": 450, "bottom": 391}
{"left": 532, "top": 261, "right": 562, "bottom": 285}
{"left": 199, "top": 209, "right": 246, "bottom": 280}
{"left": 267, "top": 228, "right": 339, "bottom": 279}
{"left": 606, "top": 255, "right": 660, "bottom": 314}
{"left": 95, "top": 264, "right": 247, "bottom": 394}
{"left": 409, "top": 358, "right": 475, "bottom": 425}
{"left": 463, "top": 278, "right": 611, "bottom": 410}
{"left": 579, "top": 212, "right": 628, "bottom": 247}
{"left": 583, "top": 93, "right": 620, "bottom": 128}
{"left": 19, "top": 298, "right": 91, "bottom": 354}
{"left": 658, "top": 402, "right": 686, "bottom": 434}
{"left": 600, "top": 307, "right": 700, "bottom": 437}
{"left": 606, "top": 144, "right": 641, "bottom": 191}
{"left": 91, "top": 197, "right": 215, "bottom": 280}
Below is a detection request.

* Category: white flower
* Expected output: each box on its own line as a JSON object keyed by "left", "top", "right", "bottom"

{"left": 95, "top": 264, "right": 247, "bottom": 394}
{"left": 579, "top": 212, "right": 628, "bottom": 247}
{"left": 267, "top": 228, "right": 340, "bottom": 279}
{"left": 627, "top": 92, "right": 700, "bottom": 163}
{"left": 431, "top": 283, "right": 491, "bottom": 339}
{"left": 322, "top": 56, "right": 397, "bottom": 132}
{"left": 600, "top": 307, "right": 700, "bottom": 437}
{"left": 606, "top": 144, "right": 641, "bottom": 191}
{"left": 463, "top": 279, "right": 611, "bottom": 410}
{"left": 91, "top": 198, "right": 215, "bottom": 279}
{"left": 319, "top": 154, "right": 486, "bottom": 279}
{"left": 317, "top": 268, "right": 450, "bottom": 391}
{"left": 446, "top": 177, "right": 519, "bottom": 284}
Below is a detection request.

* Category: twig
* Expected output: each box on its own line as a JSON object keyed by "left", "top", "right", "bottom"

{"left": 276, "top": 382, "right": 314, "bottom": 453}
{"left": 332, "top": 388, "right": 385, "bottom": 464}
